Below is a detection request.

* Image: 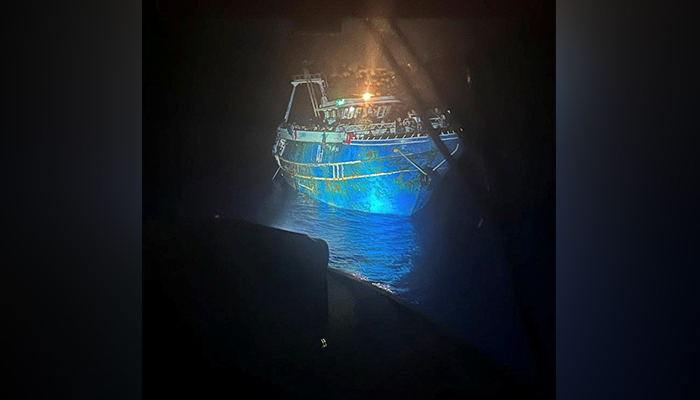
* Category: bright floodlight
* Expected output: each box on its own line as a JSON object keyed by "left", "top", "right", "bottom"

{"left": 363, "top": 92, "right": 372, "bottom": 101}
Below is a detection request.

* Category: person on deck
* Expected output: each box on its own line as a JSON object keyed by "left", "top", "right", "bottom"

{"left": 433, "top": 107, "right": 447, "bottom": 128}
{"left": 395, "top": 117, "right": 405, "bottom": 135}
{"left": 403, "top": 117, "right": 415, "bottom": 133}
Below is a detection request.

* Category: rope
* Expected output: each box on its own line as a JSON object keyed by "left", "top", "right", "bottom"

{"left": 393, "top": 148, "right": 427, "bottom": 175}
{"left": 433, "top": 143, "right": 461, "bottom": 171}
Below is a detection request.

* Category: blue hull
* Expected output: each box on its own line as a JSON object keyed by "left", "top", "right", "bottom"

{"left": 273, "top": 130, "right": 463, "bottom": 216}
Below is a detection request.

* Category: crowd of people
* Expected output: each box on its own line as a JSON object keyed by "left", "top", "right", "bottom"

{"left": 328, "top": 65, "right": 399, "bottom": 97}
{"left": 280, "top": 107, "right": 451, "bottom": 136}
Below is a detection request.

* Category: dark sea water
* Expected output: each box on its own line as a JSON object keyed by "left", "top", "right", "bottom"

{"left": 241, "top": 174, "right": 539, "bottom": 383}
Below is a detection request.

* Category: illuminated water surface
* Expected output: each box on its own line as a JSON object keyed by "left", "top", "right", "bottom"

{"left": 259, "top": 183, "right": 422, "bottom": 295}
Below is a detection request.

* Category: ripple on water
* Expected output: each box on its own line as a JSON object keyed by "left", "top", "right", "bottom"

{"left": 261, "top": 188, "right": 422, "bottom": 295}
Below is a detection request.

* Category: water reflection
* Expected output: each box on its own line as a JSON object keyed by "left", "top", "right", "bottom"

{"left": 256, "top": 183, "right": 422, "bottom": 294}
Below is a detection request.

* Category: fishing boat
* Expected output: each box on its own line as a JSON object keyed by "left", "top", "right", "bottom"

{"left": 272, "top": 70, "right": 463, "bottom": 216}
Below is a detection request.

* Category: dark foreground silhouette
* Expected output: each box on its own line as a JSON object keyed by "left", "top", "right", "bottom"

{"left": 143, "top": 218, "right": 521, "bottom": 398}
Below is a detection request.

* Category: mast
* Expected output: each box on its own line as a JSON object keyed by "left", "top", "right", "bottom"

{"left": 283, "top": 85, "right": 298, "bottom": 123}
{"left": 304, "top": 68, "right": 320, "bottom": 117}
{"left": 285, "top": 70, "right": 330, "bottom": 122}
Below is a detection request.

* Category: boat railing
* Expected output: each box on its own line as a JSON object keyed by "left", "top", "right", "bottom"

{"left": 355, "top": 129, "right": 458, "bottom": 139}
{"left": 277, "top": 122, "right": 458, "bottom": 139}
{"left": 339, "top": 122, "right": 396, "bottom": 133}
